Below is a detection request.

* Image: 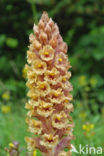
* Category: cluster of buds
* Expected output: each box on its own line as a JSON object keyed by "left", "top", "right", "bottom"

{"left": 25, "top": 12, "right": 74, "bottom": 156}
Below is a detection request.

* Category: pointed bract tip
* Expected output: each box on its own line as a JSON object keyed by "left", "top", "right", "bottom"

{"left": 41, "top": 11, "right": 49, "bottom": 23}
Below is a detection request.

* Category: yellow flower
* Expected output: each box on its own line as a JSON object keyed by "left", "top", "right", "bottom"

{"left": 82, "top": 123, "right": 94, "bottom": 132}
{"left": 78, "top": 75, "right": 87, "bottom": 86}
{"left": 33, "top": 150, "right": 37, "bottom": 156}
{"left": 1, "top": 105, "right": 11, "bottom": 113}
{"left": 2, "top": 92, "right": 10, "bottom": 100}
{"left": 82, "top": 124, "right": 87, "bottom": 130}
{"left": 9, "top": 143, "right": 14, "bottom": 148}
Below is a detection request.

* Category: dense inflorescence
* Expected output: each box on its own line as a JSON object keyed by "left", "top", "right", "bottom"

{"left": 25, "top": 12, "right": 74, "bottom": 156}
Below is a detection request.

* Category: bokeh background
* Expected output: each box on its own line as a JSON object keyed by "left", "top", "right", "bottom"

{"left": 0, "top": 0, "right": 104, "bottom": 155}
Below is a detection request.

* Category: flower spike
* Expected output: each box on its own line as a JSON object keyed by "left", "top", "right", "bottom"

{"left": 25, "top": 12, "right": 74, "bottom": 156}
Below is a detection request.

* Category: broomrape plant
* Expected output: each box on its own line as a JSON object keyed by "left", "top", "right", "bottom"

{"left": 25, "top": 12, "right": 74, "bottom": 156}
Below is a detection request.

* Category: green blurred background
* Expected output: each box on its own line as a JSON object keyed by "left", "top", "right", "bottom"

{"left": 0, "top": 0, "right": 104, "bottom": 155}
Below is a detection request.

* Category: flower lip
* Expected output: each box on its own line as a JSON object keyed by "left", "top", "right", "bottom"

{"left": 25, "top": 137, "right": 36, "bottom": 151}
{"left": 55, "top": 52, "right": 70, "bottom": 70}
{"left": 37, "top": 101, "right": 54, "bottom": 117}
{"left": 27, "top": 118, "right": 42, "bottom": 135}
{"left": 39, "top": 45, "right": 54, "bottom": 61}
{"left": 27, "top": 51, "right": 37, "bottom": 64}
{"left": 44, "top": 68, "right": 60, "bottom": 85}
{"left": 32, "top": 59, "right": 47, "bottom": 75}
{"left": 49, "top": 89, "right": 64, "bottom": 104}
{"left": 52, "top": 111, "right": 68, "bottom": 129}
{"left": 36, "top": 81, "right": 50, "bottom": 96}
{"left": 40, "top": 133, "right": 59, "bottom": 149}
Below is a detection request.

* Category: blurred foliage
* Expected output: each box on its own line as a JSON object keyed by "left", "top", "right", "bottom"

{"left": 0, "top": 0, "right": 104, "bottom": 155}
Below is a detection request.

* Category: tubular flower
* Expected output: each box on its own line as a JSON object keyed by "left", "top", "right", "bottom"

{"left": 52, "top": 111, "right": 68, "bottom": 129}
{"left": 39, "top": 45, "right": 54, "bottom": 61}
{"left": 26, "top": 118, "right": 42, "bottom": 135}
{"left": 44, "top": 68, "right": 60, "bottom": 85}
{"left": 40, "top": 133, "right": 59, "bottom": 149}
{"left": 55, "top": 52, "right": 70, "bottom": 71}
{"left": 32, "top": 59, "right": 47, "bottom": 75}
{"left": 37, "top": 101, "right": 54, "bottom": 117}
{"left": 25, "top": 12, "right": 74, "bottom": 156}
